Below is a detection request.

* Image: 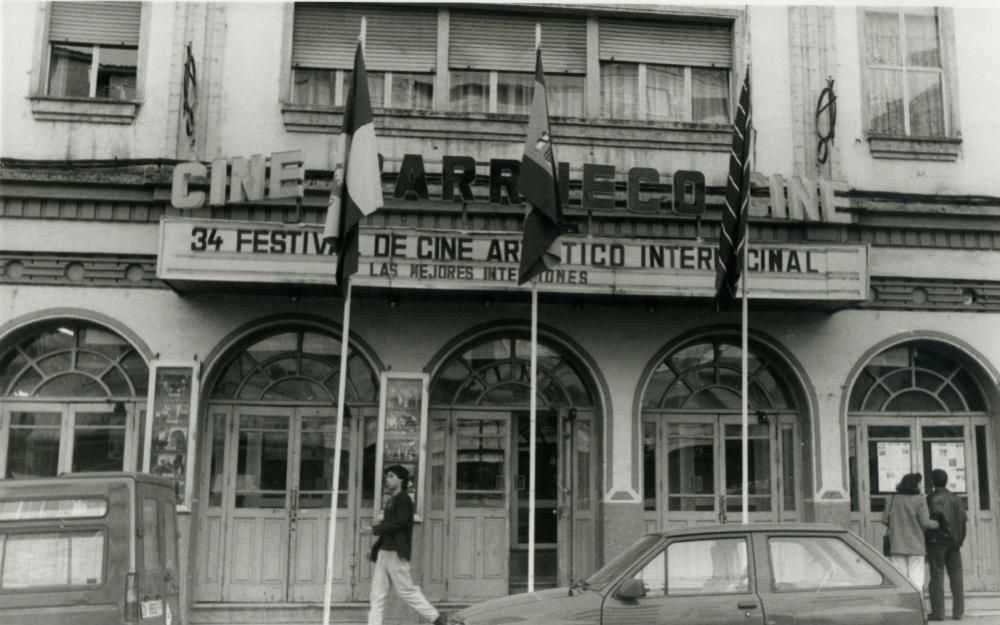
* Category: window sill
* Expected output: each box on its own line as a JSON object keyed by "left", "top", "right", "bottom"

{"left": 281, "top": 103, "right": 731, "bottom": 152}
{"left": 867, "top": 134, "right": 961, "bottom": 162}
{"left": 29, "top": 96, "right": 140, "bottom": 124}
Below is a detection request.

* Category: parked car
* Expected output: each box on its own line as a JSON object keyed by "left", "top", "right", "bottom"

{"left": 0, "top": 472, "right": 183, "bottom": 625}
{"left": 449, "top": 523, "right": 926, "bottom": 625}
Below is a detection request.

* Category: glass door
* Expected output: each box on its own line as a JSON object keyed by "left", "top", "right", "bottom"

{"left": 511, "top": 410, "right": 559, "bottom": 591}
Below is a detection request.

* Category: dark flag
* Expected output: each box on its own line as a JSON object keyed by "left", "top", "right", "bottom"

{"left": 517, "top": 48, "right": 564, "bottom": 285}
{"left": 323, "top": 42, "right": 382, "bottom": 295}
{"left": 714, "top": 68, "right": 752, "bottom": 311}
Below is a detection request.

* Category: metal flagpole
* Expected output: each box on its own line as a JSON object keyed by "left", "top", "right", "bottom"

{"left": 528, "top": 283, "right": 538, "bottom": 593}
{"left": 740, "top": 6, "right": 752, "bottom": 527}
{"left": 323, "top": 281, "right": 352, "bottom": 625}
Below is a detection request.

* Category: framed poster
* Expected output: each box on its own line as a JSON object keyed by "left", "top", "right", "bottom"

{"left": 930, "top": 441, "right": 967, "bottom": 492}
{"left": 144, "top": 360, "right": 200, "bottom": 510}
{"left": 375, "top": 372, "right": 429, "bottom": 522}
{"left": 876, "top": 441, "right": 911, "bottom": 493}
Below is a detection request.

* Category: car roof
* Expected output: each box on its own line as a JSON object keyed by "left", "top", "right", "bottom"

{"left": 0, "top": 471, "right": 176, "bottom": 491}
{"left": 648, "top": 522, "right": 848, "bottom": 538}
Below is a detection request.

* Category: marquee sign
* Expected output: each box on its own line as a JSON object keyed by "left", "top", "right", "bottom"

{"left": 158, "top": 218, "right": 868, "bottom": 301}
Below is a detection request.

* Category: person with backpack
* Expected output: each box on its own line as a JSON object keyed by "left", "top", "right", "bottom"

{"left": 926, "top": 468, "right": 968, "bottom": 621}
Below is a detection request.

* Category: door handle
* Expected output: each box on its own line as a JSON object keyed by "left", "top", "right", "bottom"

{"left": 737, "top": 601, "right": 758, "bottom": 610}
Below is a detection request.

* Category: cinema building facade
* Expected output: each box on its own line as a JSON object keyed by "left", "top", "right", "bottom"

{"left": 2, "top": 2, "right": 999, "bottom": 619}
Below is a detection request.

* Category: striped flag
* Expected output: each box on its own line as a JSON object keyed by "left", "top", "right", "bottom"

{"left": 714, "top": 68, "right": 752, "bottom": 312}
{"left": 323, "top": 41, "right": 383, "bottom": 295}
{"left": 517, "top": 48, "right": 564, "bottom": 285}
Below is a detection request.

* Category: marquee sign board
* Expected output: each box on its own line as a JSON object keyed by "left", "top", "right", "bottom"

{"left": 157, "top": 217, "right": 868, "bottom": 301}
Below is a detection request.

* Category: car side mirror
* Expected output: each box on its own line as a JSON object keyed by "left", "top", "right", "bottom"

{"left": 616, "top": 578, "right": 646, "bottom": 600}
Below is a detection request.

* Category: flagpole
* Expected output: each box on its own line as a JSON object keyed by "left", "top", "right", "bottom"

{"left": 528, "top": 283, "right": 538, "bottom": 593}
{"left": 323, "top": 281, "right": 352, "bottom": 625}
{"left": 741, "top": 237, "right": 749, "bottom": 525}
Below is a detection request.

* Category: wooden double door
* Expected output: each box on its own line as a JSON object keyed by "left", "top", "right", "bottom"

{"left": 849, "top": 415, "right": 999, "bottom": 590}
{"left": 643, "top": 413, "right": 801, "bottom": 532}
{"left": 195, "top": 404, "right": 374, "bottom": 603}
{"left": 423, "top": 409, "right": 598, "bottom": 601}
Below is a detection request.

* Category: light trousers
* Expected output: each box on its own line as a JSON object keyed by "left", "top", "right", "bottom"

{"left": 368, "top": 550, "right": 439, "bottom": 625}
{"left": 890, "top": 554, "right": 926, "bottom": 590}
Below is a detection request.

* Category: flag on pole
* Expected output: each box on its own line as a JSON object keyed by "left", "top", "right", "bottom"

{"left": 517, "top": 48, "right": 564, "bottom": 285}
{"left": 323, "top": 41, "right": 383, "bottom": 295}
{"left": 714, "top": 68, "right": 752, "bottom": 312}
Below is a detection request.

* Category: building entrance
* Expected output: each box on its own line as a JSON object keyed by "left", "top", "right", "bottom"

{"left": 640, "top": 336, "right": 807, "bottom": 532}
{"left": 849, "top": 417, "right": 998, "bottom": 589}
{"left": 427, "top": 330, "right": 601, "bottom": 600}
{"left": 193, "top": 326, "right": 380, "bottom": 604}
{"left": 847, "top": 340, "right": 999, "bottom": 591}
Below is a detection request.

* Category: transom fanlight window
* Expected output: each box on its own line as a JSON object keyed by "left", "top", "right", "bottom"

{"left": 430, "top": 334, "right": 594, "bottom": 407}
{"left": 210, "top": 329, "right": 377, "bottom": 402}
{"left": 0, "top": 322, "right": 148, "bottom": 398}
{"left": 643, "top": 338, "right": 795, "bottom": 411}
{"left": 849, "top": 342, "right": 985, "bottom": 412}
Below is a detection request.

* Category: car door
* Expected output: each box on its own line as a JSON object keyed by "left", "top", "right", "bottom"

{"left": 753, "top": 531, "right": 925, "bottom": 625}
{"left": 601, "top": 533, "right": 764, "bottom": 625}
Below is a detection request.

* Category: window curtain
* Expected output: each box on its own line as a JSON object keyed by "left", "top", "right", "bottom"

{"left": 646, "top": 65, "right": 685, "bottom": 122}
{"left": 601, "top": 63, "right": 638, "bottom": 120}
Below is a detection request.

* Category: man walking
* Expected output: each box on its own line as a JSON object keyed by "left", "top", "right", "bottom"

{"left": 926, "top": 468, "right": 967, "bottom": 621}
{"left": 368, "top": 464, "right": 447, "bottom": 625}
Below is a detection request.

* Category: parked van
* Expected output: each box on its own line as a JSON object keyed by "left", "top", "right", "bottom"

{"left": 0, "top": 472, "right": 182, "bottom": 625}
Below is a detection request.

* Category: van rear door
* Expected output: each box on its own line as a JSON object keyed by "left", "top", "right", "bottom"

{"left": 136, "top": 483, "right": 181, "bottom": 625}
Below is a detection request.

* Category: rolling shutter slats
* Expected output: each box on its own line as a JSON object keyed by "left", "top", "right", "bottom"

{"left": 599, "top": 19, "right": 732, "bottom": 68}
{"left": 49, "top": 1, "right": 141, "bottom": 47}
{"left": 449, "top": 11, "right": 586, "bottom": 74}
{"left": 293, "top": 4, "right": 437, "bottom": 72}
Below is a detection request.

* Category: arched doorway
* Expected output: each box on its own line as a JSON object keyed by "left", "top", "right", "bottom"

{"left": 0, "top": 321, "right": 149, "bottom": 477}
{"left": 640, "top": 334, "right": 807, "bottom": 531}
{"left": 428, "top": 330, "right": 601, "bottom": 600}
{"left": 847, "top": 339, "right": 999, "bottom": 590}
{"left": 195, "top": 326, "right": 379, "bottom": 603}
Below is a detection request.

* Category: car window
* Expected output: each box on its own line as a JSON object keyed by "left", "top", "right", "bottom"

{"left": 0, "top": 530, "right": 105, "bottom": 590}
{"left": 631, "top": 537, "right": 749, "bottom": 597}
{"left": 768, "top": 536, "right": 883, "bottom": 591}
{"left": 585, "top": 534, "right": 662, "bottom": 589}
{"left": 142, "top": 497, "right": 160, "bottom": 572}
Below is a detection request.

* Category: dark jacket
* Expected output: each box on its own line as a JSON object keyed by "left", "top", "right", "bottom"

{"left": 370, "top": 490, "right": 414, "bottom": 561}
{"left": 927, "top": 487, "right": 967, "bottom": 547}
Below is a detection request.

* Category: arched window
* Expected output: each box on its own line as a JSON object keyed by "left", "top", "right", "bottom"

{"left": 642, "top": 338, "right": 796, "bottom": 411}
{"left": 0, "top": 322, "right": 148, "bottom": 398}
{"left": 430, "top": 334, "right": 594, "bottom": 408}
{"left": 210, "top": 329, "right": 378, "bottom": 403}
{"left": 849, "top": 341, "right": 986, "bottom": 412}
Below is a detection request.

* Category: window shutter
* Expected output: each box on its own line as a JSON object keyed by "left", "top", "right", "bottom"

{"left": 292, "top": 4, "right": 437, "bottom": 72}
{"left": 599, "top": 19, "right": 732, "bottom": 68}
{"left": 449, "top": 11, "right": 586, "bottom": 73}
{"left": 49, "top": 1, "right": 141, "bottom": 47}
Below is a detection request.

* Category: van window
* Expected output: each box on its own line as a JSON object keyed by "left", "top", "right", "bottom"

{"left": 0, "top": 498, "right": 107, "bottom": 521}
{"left": 160, "top": 500, "right": 176, "bottom": 574}
{"left": 0, "top": 531, "right": 105, "bottom": 589}
{"left": 142, "top": 498, "right": 160, "bottom": 572}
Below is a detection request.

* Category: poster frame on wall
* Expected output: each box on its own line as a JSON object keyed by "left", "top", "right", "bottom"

{"left": 374, "top": 371, "right": 429, "bottom": 523}
{"left": 143, "top": 359, "right": 201, "bottom": 511}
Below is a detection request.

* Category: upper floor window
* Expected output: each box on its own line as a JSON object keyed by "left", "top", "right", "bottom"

{"left": 863, "top": 7, "right": 948, "bottom": 137}
{"left": 448, "top": 11, "right": 586, "bottom": 117}
{"left": 46, "top": 1, "right": 140, "bottom": 100}
{"left": 599, "top": 19, "right": 731, "bottom": 124}
{"left": 291, "top": 4, "right": 436, "bottom": 110}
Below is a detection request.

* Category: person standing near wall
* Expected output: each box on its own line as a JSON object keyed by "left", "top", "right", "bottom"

{"left": 884, "top": 472, "right": 939, "bottom": 589}
{"left": 367, "top": 465, "right": 447, "bottom": 625}
{"left": 926, "top": 468, "right": 967, "bottom": 621}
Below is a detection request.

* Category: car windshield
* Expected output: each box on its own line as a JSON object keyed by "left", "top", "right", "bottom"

{"left": 583, "top": 534, "right": 662, "bottom": 589}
